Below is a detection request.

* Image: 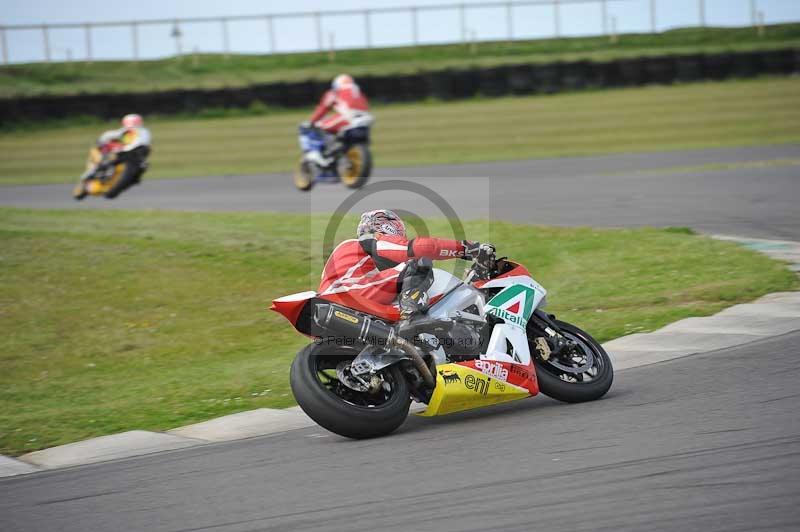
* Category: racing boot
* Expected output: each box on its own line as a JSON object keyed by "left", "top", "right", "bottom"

{"left": 397, "top": 258, "right": 434, "bottom": 333}
{"left": 399, "top": 286, "right": 429, "bottom": 321}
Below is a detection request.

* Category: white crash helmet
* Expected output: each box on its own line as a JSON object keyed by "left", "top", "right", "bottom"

{"left": 332, "top": 74, "right": 355, "bottom": 93}
{"left": 121, "top": 113, "right": 143, "bottom": 128}
{"left": 357, "top": 209, "right": 406, "bottom": 238}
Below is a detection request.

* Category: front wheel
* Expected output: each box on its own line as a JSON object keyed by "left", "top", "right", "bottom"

{"left": 293, "top": 158, "right": 314, "bottom": 191}
{"left": 338, "top": 143, "right": 372, "bottom": 189}
{"left": 531, "top": 320, "right": 613, "bottom": 403}
{"left": 290, "top": 343, "right": 411, "bottom": 439}
{"left": 72, "top": 182, "right": 88, "bottom": 200}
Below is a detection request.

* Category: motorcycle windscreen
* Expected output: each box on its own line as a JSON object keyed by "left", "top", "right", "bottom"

{"left": 417, "top": 362, "right": 530, "bottom": 417}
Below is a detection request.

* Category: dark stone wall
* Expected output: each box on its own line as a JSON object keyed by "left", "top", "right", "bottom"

{"left": 2, "top": 49, "right": 797, "bottom": 124}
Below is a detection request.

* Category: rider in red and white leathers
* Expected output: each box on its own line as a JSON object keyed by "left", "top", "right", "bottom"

{"left": 320, "top": 210, "right": 493, "bottom": 321}
{"left": 310, "top": 74, "right": 373, "bottom": 134}
{"left": 300, "top": 74, "right": 374, "bottom": 169}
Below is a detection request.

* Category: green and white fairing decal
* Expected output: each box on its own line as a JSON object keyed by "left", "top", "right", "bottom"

{"left": 485, "top": 279, "right": 547, "bottom": 329}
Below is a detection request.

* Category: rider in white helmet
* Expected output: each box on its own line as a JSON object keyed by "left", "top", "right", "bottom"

{"left": 298, "top": 74, "right": 374, "bottom": 172}
{"left": 84, "top": 114, "right": 152, "bottom": 183}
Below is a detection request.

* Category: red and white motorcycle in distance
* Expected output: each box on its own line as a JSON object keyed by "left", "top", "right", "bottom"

{"left": 272, "top": 253, "right": 613, "bottom": 439}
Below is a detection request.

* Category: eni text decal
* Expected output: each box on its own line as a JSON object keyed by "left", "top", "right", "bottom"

{"left": 464, "top": 374, "right": 489, "bottom": 396}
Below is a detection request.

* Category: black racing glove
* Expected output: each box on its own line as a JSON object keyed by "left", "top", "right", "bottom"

{"left": 461, "top": 240, "right": 496, "bottom": 268}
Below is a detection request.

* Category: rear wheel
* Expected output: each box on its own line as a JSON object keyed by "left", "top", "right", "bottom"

{"left": 339, "top": 144, "right": 372, "bottom": 189}
{"left": 530, "top": 320, "right": 613, "bottom": 403}
{"left": 104, "top": 162, "right": 137, "bottom": 199}
{"left": 290, "top": 343, "right": 411, "bottom": 439}
{"left": 294, "top": 159, "right": 314, "bottom": 191}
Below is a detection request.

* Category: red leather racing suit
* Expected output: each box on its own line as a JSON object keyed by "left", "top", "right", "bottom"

{"left": 319, "top": 234, "right": 465, "bottom": 306}
{"left": 310, "top": 85, "right": 372, "bottom": 134}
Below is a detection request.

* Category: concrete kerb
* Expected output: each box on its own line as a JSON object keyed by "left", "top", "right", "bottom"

{"left": 18, "top": 430, "right": 203, "bottom": 470}
{"left": 167, "top": 408, "right": 315, "bottom": 442}
{"left": 4, "top": 235, "right": 799, "bottom": 477}
{"left": 604, "top": 234, "right": 800, "bottom": 373}
{"left": 0, "top": 455, "right": 41, "bottom": 477}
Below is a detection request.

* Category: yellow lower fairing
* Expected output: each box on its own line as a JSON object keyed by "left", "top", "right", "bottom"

{"left": 87, "top": 147, "right": 102, "bottom": 167}
{"left": 85, "top": 164, "right": 125, "bottom": 195}
{"left": 417, "top": 363, "right": 530, "bottom": 417}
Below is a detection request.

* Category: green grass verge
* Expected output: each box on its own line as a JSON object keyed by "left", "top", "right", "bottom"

{"left": 1, "top": 76, "right": 799, "bottom": 185}
{"left": 1, "top": 207, "right": 797, "bottom": 455}
{"left": 1, "top": 24, "right": 799, "bottom": 98}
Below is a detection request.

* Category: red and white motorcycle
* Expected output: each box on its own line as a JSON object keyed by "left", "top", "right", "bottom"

{"left": 272, "top": 252, "right": 613, "bottom": 439}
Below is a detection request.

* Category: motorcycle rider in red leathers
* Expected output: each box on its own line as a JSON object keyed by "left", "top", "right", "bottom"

{"left": 299, "top": 74, "right": 374, "bottom": 177}
{"left": 320, "top": 210, "right": 494, "bottom": 321}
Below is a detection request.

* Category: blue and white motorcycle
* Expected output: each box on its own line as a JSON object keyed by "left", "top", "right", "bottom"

{"left": 294, "top": 119, "right": 373, "bottom": 191}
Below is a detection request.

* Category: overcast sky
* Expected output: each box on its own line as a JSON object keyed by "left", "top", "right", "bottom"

{"left": 3, "top": 0, "right": 799, "bottom": 63}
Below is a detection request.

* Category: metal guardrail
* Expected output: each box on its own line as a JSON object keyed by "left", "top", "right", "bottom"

{"left": 0, "top": 0, "right": 769, "bottom": 64}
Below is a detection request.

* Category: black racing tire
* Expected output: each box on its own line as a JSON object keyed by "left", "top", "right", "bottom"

{"left": 294, "top": 159, "right": 315, "bottom": 192}
{"left": 532, "top": 320, "right": 613, "bottom": 403}
{"left": 72, "top": 182, "right": 88, "bottom": 200}
{"left": 290, "top": 343, "right": 411, "bottom": 439}
{"left": 104, "top": 162, "right": 137, "bottom": 199}
{"left": 339, "top": 143, "right": 372, "bottom": 189}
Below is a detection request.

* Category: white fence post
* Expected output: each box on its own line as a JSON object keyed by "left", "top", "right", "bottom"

{"left": 84, "top": 23, "right": 92, "bottom": 63}
{"left": 42, "top": 24, "right": 51, "bottom": 62}
{"left": 698, "top": 0, "right": 706, "bottom": 27}
{"left": 554, "top": 0, "right": 561, "bottom": 38}
{"left": 601, "top": 0, "right": 608, "bottom": 35}
{"left": 222, "top": 18, "right": 230, "bottom": 59}
{"left": 171, "top": 20, "right": 182, "bottom": 57}
{"left": 364, "top": 10, "right": 372, "bottom": 48}
{"left": 314, "top": 12, "right": 322, "bottom": 52}
{"left": 460, "top": 3, "right": 467, "bottom": 43}
{"left": 266, "top": 16, "right": 275, "bottom": 53}
{"left": 650, "top": 0, "right": 657, "bottom": 33}
{"left": 610, "top": 15, "right": 618, "bottom": 43}
{"left": 411, "top": 7, "right": 418, "bottom": 45}
{"left": 132, "top": 22, "right": 139, "bottom": 61}
{"left": 506, "top": 1, "right": 513, "bottom": 42}
{"left": 0, "top": 27, "right": 7, "bottom": 65}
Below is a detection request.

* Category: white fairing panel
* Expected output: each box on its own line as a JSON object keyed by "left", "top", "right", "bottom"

{"left": 421, "top": 269, "right": 544, "bottom": 364}
{"left": 482, "top": 275, "right": 547, "bottom": 311}
{"left": 273, "top": 291, "right": 317, "bottom": 302}
{"left": 483, "top": 324, "right": 531, "bottom": 365}
{"left": 427, "top": 269, "right": 486, "bottom": 320}
{"left": 428, "top": 268, "right": 461, "bottom": 298}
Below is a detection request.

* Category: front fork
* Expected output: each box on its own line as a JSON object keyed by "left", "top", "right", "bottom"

{"left": 528, "top": 310, "right": 577, "bottom": 360}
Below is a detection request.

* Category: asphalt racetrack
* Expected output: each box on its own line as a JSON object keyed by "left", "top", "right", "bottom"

{"left": 2, "top": 332, "right": 799, "bottom": 532}
{"left": 1, "top": 144, "right": 799, "bottom": 239}
{"left": 2, "top": 145, "right": 800, "bottom": 531}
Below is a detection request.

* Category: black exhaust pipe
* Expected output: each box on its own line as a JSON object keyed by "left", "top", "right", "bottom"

{"left": 313, "top": 303, "right": 435, "bottom": 388}
{"left": 314, "top": 303, "right": 396, "bottom": 347}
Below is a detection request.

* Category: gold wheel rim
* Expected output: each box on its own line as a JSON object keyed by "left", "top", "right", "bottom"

{"left": 103, "top": 164, "right": 125, "bottom": 192}
{"left": 294, "top": 158, "right": 312, "bottom": 188}
{"left": 341, "top": 147, "right": 362, "bottom": 185}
